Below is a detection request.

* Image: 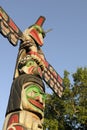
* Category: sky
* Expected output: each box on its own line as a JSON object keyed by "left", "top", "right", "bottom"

{"left": 0, "top": 0, "right": 87, "bottom": 129}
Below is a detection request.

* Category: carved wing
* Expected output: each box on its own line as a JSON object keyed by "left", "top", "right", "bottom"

{"left": 0, "top": 6, "right": 23, "bottom": 46}
{"left": 42, "top": 61, "right": 63, "bottom": 97}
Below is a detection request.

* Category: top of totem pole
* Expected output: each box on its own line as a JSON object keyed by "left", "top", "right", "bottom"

{"left": 35, "top": 16, "right": 46, "bottom": 27}
{"left": 24, "top": 16, "right": 46, "bottom": 46}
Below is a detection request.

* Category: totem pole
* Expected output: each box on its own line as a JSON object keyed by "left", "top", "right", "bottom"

{"left": 0, "top": 7, "right": 63, "bottom": 130}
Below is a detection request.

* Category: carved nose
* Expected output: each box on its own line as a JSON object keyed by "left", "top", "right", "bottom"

{"left": 35, "top": 95, "right": 43, "bottom": 103}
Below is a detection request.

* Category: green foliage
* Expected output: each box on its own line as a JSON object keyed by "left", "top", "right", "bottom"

{"left": 44, "top": 67, "right": 87, "bottom": 130}
{"left": 72, "top": 67, "right": 87, "bottom": 126}
{"left": 43, "top": 118, "right": 58, "bottom": 130}
{"left": 44, "top": 93, "right": 65, "bottom": 130}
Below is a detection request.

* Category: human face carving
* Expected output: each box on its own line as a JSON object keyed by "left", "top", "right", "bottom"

{"left": 22, "top": 83, "right": 46, "bottom": 118}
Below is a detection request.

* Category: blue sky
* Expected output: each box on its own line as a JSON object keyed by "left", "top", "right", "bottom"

{"left": 0, "top": 0, "right": 87, "bottom": 129}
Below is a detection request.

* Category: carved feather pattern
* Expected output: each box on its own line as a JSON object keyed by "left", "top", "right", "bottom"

{"left": 0, "top": 6, "right": 23, "bottom": 46}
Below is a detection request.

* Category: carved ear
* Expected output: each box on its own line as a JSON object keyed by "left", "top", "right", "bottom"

{"left": 0, "top": 6, "right": 23, "bottom": 46}
{"left": 35, "top": 16, "right": 46, "bottom": 27}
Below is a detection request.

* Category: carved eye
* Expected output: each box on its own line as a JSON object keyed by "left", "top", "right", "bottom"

{"left": 36, "top": 28, "right": 40, "bottom": 32}
{"left": 26, "top": 61, "right": 34, "bottom": 67}
{"left": 35, "top": 26, "right": 45, "bottom": 38}
{"left": 35, "top": 26, "right": 40, "bottom": 32}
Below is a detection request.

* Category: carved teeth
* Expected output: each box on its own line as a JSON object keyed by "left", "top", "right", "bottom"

{"left": 18, "top": 54, "right": 45, "bottom": 70}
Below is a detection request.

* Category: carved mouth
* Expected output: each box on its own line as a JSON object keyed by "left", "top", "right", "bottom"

{"left": 28, "top": 51, "right": 46, "bottom": 70}
{"left": 28, "top": 99, "right": 44, "bottom": 110}
{"left": 18, "top": 51, "right": 47, "bottom": 70}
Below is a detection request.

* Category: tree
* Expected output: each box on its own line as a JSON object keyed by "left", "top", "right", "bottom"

{"left": 72, "top": 67, "right": 87, "bottom": 129}
{"left": 44, "top": 93, "right": 65, "bottom": 130}
{"left": 44, "top": 67, "right": 87, "bottom": 130}
{"left": 44, "top": 70, "right": 72, "bottom": 130}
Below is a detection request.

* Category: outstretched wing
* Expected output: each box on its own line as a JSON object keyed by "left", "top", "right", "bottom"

{"left": 0, "top": 6, "right": 23, "bottom": 46}
{"left": 42, "top": 60, "right": 63, "bottom": 97}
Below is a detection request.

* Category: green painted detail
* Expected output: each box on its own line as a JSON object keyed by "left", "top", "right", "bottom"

{"left": 33, "top": 25, "right": 45, "bottom": 38}
{"left": 25, "top": 85, "right": 46, "bottom": 101}
{"left": 26, "top": 60, "right": 35, "bottom": 67}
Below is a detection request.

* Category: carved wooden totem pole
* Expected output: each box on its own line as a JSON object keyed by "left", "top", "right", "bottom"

{"left": 0, "top": 7, "right": 63, "bottom": 130}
